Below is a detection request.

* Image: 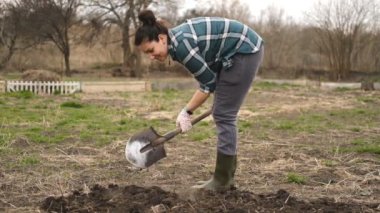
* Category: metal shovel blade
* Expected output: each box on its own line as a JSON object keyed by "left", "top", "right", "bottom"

{"left": 125, "top": 127, "right": 166, "bottom": 168}
{"left": 125, "top": 109, "right": 212, "bottom": 168}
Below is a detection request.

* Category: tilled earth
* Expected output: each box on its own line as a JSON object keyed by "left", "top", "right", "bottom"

{"left": 41, "top": 184, "right": 378, "bottom": 212}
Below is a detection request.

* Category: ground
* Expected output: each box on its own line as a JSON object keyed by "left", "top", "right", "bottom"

{"left": 0, "top": 80, "right": 379, "bottom": 212}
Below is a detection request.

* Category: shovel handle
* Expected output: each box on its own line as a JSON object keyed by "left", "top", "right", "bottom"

{"left": 190, "top": 108, "right": 213, "bottom": 125}
{"left": 163, "top": 108, "right": 212, "bottom": 140}
{"left": 146, "top": 109, "right": 213, "bottom": 148}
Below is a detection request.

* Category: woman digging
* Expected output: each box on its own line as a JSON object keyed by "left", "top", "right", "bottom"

{"left": 134, "top": 10, "right": 264, "bottom": 191}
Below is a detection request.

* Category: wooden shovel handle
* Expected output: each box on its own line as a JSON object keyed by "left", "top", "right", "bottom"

{"left": 153, "top": 108, "right": 213, "bottom": 145}
{"left": 190, "top": 108, "right": 213, "bottom": 125}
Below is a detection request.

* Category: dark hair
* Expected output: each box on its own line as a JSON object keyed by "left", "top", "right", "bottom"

{"left": 134, "top": 10, "right": 168, "bottom": 46}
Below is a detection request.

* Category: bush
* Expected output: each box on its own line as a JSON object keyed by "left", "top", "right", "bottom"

{"left": 22, "top": 69, "right": 61, "bottom": 82}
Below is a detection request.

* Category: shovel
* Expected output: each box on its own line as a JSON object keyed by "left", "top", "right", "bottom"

{"left": 125, "top": 109, "right": 212, "bottom": 168}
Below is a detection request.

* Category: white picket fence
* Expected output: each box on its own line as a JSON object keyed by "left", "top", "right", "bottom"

{"left": 6, "top": 80, "right": 81, "bottom": 95}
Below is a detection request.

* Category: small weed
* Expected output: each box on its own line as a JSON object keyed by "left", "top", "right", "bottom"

{"left": 351, "top": 139, "right": 366, "bottom": 146}
{"left": 34, "top": 104, "right": 48, "bottom": 109}
{"left": 53, "top": 89, "right": 61, "bottom": 95}
{"left": 60, "top": 101, "right": 83, "bottom": 108}
{"left": 80, "top": 131, "right": 93, "bottom": 142}
{"left": 357, "top": 97, "right": 376, "bottom": 103}
{"left": 56, "top": 120, "right": 70, "bottom": 127}
{"left": 20, "top": 155, "right": 40, "bottom": 166}
{"left": 0, "top": 132, "right": 11, "bottom": 147}
{"left": 287, "top": 172, "right": 306, "bottom": 184}
{"left": 239, "top": 120, "right": 253, "bottom": 132}
{"left": 340, "top": 138, "right": 380, "bottom": 155}
{"left": 95, "top": 136, "right": 113, "bottom": 147}
{"left": 189, "top": 131, "right": 214, "bottom": 142}
{"left": 334, "top": 87, "right": 352, "bottom": 92}
{"left": 322, "top": 159, "right": 337, "bottom": 167}
{"left": 6, "top": 91, "right": 34, "bottom": 99}
{"left": 349, "top": 127, "right": 361, "bottom": 132}
{"left": 354, "top": 146, "right": 380, "bottom": 154}
{"left": 275, "top": 120, "right": 296, "bottom": 130}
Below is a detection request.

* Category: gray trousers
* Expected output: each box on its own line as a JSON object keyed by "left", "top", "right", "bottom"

{"left": 213, "top": 46, "right": 264, "bottom": 156}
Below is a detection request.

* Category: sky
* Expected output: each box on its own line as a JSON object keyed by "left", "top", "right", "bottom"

{"left": 179, "top": 0, "right": 329, "bottom": 21}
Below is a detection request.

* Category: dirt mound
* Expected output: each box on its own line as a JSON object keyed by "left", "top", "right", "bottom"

{"left": 41, "top": 184, "right": 377, "bottom": 212}
{"left": 22, "top": 69, "right": 61, "bottom": 82}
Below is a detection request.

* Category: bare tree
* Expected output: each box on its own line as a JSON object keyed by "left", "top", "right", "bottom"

{"left": 0, "top": 3, "right": 19, "bottom": 70}
{"left": 181, "top": 0, "right": 252, "bottom": 23}
{"left": 206, "top": 0, "right": 252, "bottom": 23}
{"left": 0, "top": 2, "right": 37, "bottom": 70}
{"left": 256, "top": 6, "right": 299, "bottom": 71}
{"left": 308, "top": 0, "right": 378, "bottom": 80}
{"left": 11, "top": 0, "right": 80, "bottom": 76}
{"left": 83, "top": 0, "right": 175, "bottom": 78}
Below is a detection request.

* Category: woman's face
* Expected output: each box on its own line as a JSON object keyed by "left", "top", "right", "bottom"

{"left": 138, "top": 34, "right": 168, "bottom": 62}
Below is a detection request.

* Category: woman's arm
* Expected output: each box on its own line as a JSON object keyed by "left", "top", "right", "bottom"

{"left": 185, "top": 89, "right": 210, "bottom": 113}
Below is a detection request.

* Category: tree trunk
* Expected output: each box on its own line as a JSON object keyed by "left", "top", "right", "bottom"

{"left": 64, "top": 50, "right": 71, "bottom": 77}
{"left": 121, "top": 1, "right": 143, "bottom": 78}
{"left": 0, "top": 49, "right": 15, "bottom": 71}
{"left": 121, "top": 24, "right": 134, "bottom": 77}
{"left": 0, "top": 38, "right": 16, "bottom": 71}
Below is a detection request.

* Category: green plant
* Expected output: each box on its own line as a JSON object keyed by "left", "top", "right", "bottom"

{"left": 354, "top": 146, "right": 380, "bottom": 154}
{"left": 339, "top": 138, "right": 380, "bottom": 155}
{"left": 349, "top": 127, "right": 361, "bottom": 132}
{"left": 287, "top": 172, "right": 306, "bottom": 184}
{"left": 357, "top": 97, "right": 376, "bottom": 103}
{"left": 53, "top": 89, "right": 61, "bottom": 95}
{"left": 7, "top": 91, "right": 34, "bottom": 99}
{"left": 322, "top": 160, "right": 337, "bottom": 167}
{"left": 20, "top": 155, "right": 40, "bottom": 166}
{"left": 334, "top": 87, "right": 352, "bottom": 92}
{"left": 239, "top": 120, "right": 253, "bottom": 132}
{"left": 189, "top": 131, "right": 214, "bottom": 142}
{"left": 60, "top": 101, "right": 83, "bottom": 108}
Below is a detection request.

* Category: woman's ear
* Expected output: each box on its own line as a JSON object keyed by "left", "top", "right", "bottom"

{"left": 159, "top": 34, "right": 167, "bottom": 44}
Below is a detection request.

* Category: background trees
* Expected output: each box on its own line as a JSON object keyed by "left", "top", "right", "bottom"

{"left": 0, "top": 1, "right": 37, "bottom": 70}
{"left": 0, "top": 0, "right": 379, "bottom": 81}
{"left": 308, "top": 0, "right": 379, "bottom": 80}
{"left": 9, "top": 0, "right": 80, "bottom": 76}
{"left": 82, "top": 0, "right": 176, "bottom": 77}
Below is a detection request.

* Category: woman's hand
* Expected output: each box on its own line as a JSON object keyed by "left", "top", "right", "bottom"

{"left": 176, "top": 109, "right": 192, "bottom": 133}
{"left": 177, "top": 89, "right": 210, "bottom": 133}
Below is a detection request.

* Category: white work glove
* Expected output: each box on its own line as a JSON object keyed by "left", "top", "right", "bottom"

{"left": 176, "top": 108, "right": 192, "bottom": 133}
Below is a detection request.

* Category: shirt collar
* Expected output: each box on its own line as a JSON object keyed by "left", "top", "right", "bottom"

{"left": 168, "top": 29, "right": 177, "bottom": 61}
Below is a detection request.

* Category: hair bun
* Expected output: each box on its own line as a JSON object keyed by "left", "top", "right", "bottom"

{"left": 138, "top": 10, "right": 156, "bottom": 26}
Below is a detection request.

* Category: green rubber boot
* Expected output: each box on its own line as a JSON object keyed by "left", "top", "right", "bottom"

{"left": 192, "top": 152, "right": 237, "bottom": 191}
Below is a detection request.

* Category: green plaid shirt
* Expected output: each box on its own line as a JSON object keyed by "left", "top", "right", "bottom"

{"left": 168, "top": 17, "right": 263, "bottom": 93}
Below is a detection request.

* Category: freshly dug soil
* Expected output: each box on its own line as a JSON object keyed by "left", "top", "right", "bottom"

{"left": 41, "top": 184, "right": 377, "bottom": 212}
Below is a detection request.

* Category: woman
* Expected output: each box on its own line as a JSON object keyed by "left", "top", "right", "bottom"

{"left": 134, "top": 10, "right": 264, "bottom": 191}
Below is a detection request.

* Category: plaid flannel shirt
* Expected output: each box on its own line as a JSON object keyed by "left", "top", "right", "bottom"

{"left": 168, "top": 17, "right": 263, "bottom": 93}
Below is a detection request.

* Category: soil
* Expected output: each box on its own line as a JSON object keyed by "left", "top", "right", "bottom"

{"left": 41, "top": 184, "right": 377, "bottom": 213}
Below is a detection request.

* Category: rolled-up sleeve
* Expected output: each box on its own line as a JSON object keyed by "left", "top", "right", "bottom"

{"left": 174, "top": 38, "right": 216, "bottom": 93}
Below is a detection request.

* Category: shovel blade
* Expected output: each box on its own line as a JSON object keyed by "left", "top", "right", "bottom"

{"left": 125, "top": 127, "right": 166, "bottom": 168}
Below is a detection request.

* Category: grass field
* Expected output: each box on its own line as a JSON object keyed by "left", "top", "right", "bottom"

{"left": 0, "top": 81, "right": 379, "bottom": 211}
